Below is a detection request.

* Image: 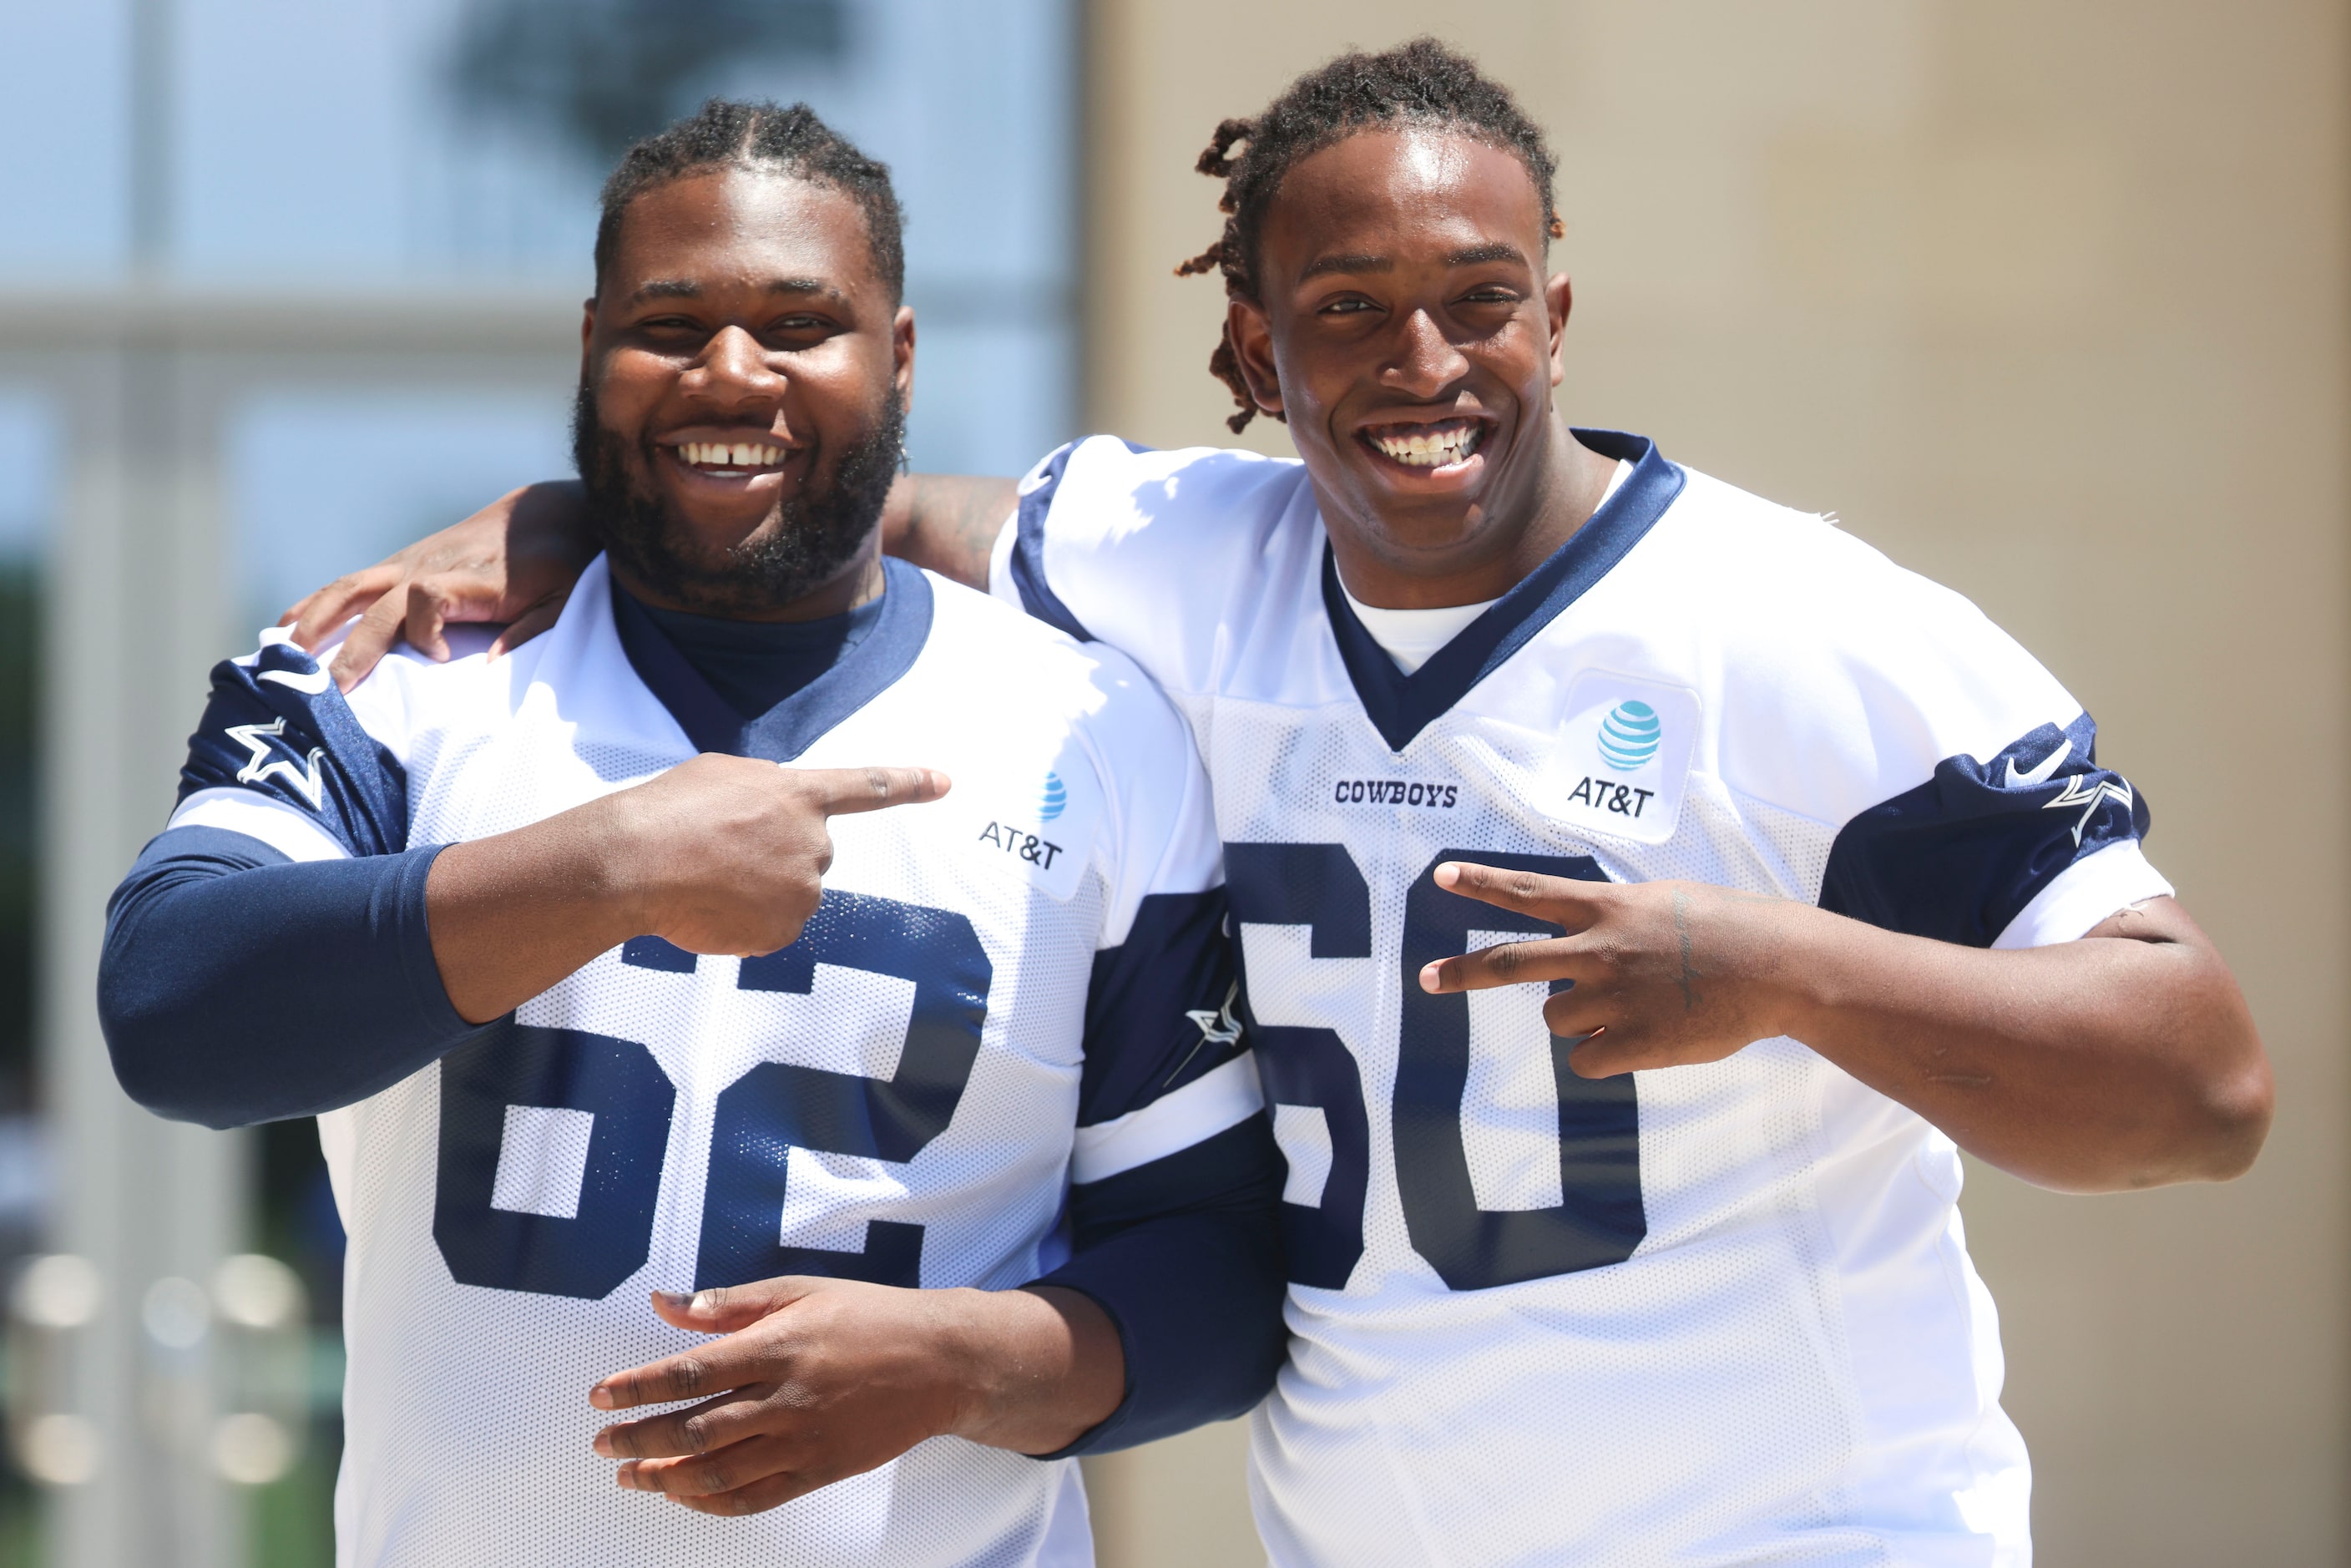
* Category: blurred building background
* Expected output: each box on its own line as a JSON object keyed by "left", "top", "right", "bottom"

{"left": 0, "top": 1, "right": 2341, "bottom": 1564}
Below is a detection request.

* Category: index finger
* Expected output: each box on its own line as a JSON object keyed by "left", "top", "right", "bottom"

{"left": 1433, "top": 861, "right": 1612, "bottom": 919}
{"left": 795, "top": 766, "right": 951, "bottom": 815}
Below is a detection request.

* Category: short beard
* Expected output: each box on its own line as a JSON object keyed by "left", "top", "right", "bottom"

{"left": 571, "top": 382, "right": 905, "bottom": 619}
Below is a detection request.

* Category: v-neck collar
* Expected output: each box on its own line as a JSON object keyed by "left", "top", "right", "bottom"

{"left": 1320, "top": 429, "right": 1685, "bottom": 753}
{"left": 609, "top": 556, "right": 934, "bottom": 763}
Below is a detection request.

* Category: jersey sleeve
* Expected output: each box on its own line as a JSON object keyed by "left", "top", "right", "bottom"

{"left": 99, "top": 626, "right": 488, "bottom": 1128}
{"left": 174, "top": 626, "right": 410, "bottom": 857}
{"left": 988, "top": 433, "right": 1313, "bottom": 693}
{"left": 1069, "top": 652, "right": 1257, "bottom": 1173}
{"left": 1753, "top": 553, "right": 2173, "bottom": 949}
{"left": 1027, "top": 646, "right": 1287, "bottom": 1454}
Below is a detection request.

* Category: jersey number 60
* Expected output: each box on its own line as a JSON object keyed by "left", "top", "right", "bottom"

{"left": 1225, "top": 843, "right": 1646, "bottom": 1295}
{"left": 431, "top": 891, "right": 991, "bottom": 1301}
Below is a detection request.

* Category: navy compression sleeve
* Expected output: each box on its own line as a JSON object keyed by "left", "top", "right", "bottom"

{"left": 99, "top": 825, "right": 483, "bottom": 1128}
{"left": 1030, "top": 1113, "right": 1288, "bottom": 1455}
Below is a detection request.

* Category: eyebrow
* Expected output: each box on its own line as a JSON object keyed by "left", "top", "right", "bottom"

{"left": 1295, "top": 242, "right": 1532, "bottom": 284}
{"left": 625, "top": 276, "right": 847, "bottom": 306}
{"left": 1445, "top": 241, "right": 1528, "bottom": 268}
{"left": 1297, "top": 253, "right": 1391, "bottom": 283}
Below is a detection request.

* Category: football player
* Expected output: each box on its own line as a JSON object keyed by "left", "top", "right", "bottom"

{"left": 100, "top": 102, "right": 1287, "bottom": 1565}
{"left": 284, "top": 42, "right": 2272, "bottom": 1567}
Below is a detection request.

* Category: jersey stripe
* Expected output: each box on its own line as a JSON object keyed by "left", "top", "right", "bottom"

{"left": 169, "top": 786, "right": 351, "bottom": 863}
{"left": 1073, "top": 1051, "right": 1262, "bottom": 1185}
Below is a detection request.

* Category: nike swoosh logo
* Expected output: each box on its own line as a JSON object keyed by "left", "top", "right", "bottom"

{"left": 2002, "top": 737, "right": 2071, "bottom": 790}
{"left": 259, "top": 667, "right": 333, "bottom": 695}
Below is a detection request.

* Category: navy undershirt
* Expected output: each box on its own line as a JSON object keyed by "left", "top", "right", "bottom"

{"left": 616, "top": 580, "right": 885, "bottom": 720}
{"left": 97, "top": 580, "right": 1286, "bottom": 1455}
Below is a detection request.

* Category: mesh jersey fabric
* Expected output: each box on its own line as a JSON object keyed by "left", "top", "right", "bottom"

{"left": 988, "top": 430, "right": 2173, "bottom": 1568}
{"left": 165, "top": 558, "right": 1262, "bottom": 1568}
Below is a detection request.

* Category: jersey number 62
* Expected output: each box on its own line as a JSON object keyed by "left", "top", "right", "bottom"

{"left": 429, "top": 891, "right": 991, "bottom": 1301}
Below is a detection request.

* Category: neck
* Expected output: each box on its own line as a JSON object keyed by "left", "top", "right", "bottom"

{"left": 1327, "top": 415, "right": 1618, "bottom": 610}
{"left": 609, "top": 533, "right": 887, "bottom": 624}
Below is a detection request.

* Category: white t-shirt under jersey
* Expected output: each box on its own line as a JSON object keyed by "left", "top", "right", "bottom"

{"left": 1340, "top": 459, "right": 1631, "bottom": 674}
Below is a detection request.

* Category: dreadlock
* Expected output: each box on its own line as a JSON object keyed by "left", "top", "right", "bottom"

{"left": 1176, "top": 39, "right": 1563, "bottom": 432}
{"left": 594, "top": 99, "right": 907, "bottom": 302}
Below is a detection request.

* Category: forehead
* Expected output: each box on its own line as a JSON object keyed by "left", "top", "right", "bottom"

{"left": 604, "top": 167, "right": 876, "bottom": 296}
{"left": 1261, "top": 128, "right": 1545, "bottom": 270}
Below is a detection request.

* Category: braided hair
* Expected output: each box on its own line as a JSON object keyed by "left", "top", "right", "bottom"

{"left": 594, "top": 99, "right": 906, "bottom": 302}
{"left": 1176, "top": 39, "right": 1563, "bottom": 432}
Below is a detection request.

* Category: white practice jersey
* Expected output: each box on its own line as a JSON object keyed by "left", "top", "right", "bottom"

{"left": 991, "top": 432, "right": 2172, "bottom": 1567}
{"left": 168, "top": 558, "right": 1260, "bottom": 1568}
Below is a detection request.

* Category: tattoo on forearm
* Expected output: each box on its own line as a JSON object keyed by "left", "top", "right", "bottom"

{"left": 1671, "top": 888, "right": 1704, "bottom": 1012}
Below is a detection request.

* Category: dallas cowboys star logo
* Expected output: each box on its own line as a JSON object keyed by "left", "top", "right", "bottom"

{"left": 1162, "top": 980, "right": 1246, "bottom": 1089}
{"left": 2042, "top": 771, "right": 2134, "bottom": 846}
{"left": 1186, "top": 981, "right": 1244, "bottom": 1050}
{"left": 225, "top": 718, "right": 326, "bottom": 810}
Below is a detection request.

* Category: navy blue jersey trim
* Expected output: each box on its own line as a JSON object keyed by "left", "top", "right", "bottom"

{"left": 1008, "top": 437, "right": 1154, "bottom": 644}
{"left": 178, "top": 639, "right": 410, "bottom": 857}
{"left": 1322, "top": 430, "right": 1686, "bottom": 753}
{"left": 1076, "top": 888, "right": 1241, "bottom": 1128}
{"left": 610, "top": 557, "right": 934, "bottom": 763}
{"left": 1820, "top": 712, "right": 2150, "bottom": 948}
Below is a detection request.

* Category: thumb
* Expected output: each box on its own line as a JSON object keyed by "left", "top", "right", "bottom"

{"left": 648, "top": 1278, "right": 811, "bottom": 1334}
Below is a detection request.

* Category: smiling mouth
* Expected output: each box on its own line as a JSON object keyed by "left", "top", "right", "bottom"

{"left": 1359, "top": 417, "right": 1489, "bottom": 470}
{"left": 668, "top": 440, "right": 792, "bottom": 477}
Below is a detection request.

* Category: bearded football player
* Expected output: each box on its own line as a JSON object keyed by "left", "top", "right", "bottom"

{"left": 101, "top": 102, "right": 1287, "bottom": 1566}
{"left": 286, "top": 42, "right": 2270, "bottom": 1567}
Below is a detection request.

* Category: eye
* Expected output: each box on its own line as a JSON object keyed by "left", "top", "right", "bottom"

{"left": 1458, "top": 286, "right": 1519, "bottom": 306}
{"left": 762, "top": 312, "right": 840, "bottom": 343}
{"left": 1317, "top": 296, "right": 1379, "bottom": 316}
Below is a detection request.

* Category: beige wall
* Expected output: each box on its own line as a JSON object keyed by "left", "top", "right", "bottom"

{"left": 1080, "top": 4, "right": 2350, "bottom": 1564}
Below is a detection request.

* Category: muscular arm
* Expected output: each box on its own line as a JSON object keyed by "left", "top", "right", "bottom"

{"left": 286, "top": 474, "right": 1013, "bottom": 690}
{"left": 1420, "top": 868, "right": 2272, "bottom": 1194}
{"left": 882, "top": 473, "right": 1017, "bottom": 590}
{"left": 427, "top": 756, "right": 942, "bottom": 1022}
{"left": 100, "top": 761, "right": 944, "bottom": 1121}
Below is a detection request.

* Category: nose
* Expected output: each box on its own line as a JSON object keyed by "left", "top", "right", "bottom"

{"left": 1381, "top": 307, "right": 1471, "bottom": 402}
{"left": 679, "top": 325, "right": 786, "bottom": 411}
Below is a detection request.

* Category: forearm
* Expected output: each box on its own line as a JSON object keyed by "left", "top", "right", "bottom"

{"left": 100, "top": 828, "right": 484, "bottom": 1126}
{"left": 1771, "top": 900, "right": 2270, "bottom": 1191}
{"left": 940, "top": 1286, "right": 1125, "bottom": 1455}
{"left": 426, "top": 803, "right": 643, "bottom": 1024}
{"left": 881, "top": 474, "right": 1016, "bottom": 590}
{"left": 1031, "top": 1116, "right": 1290, "bottom": 1452}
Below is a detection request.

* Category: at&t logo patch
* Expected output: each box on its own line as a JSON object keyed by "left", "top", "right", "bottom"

{"left": 1550, "top": 674, "right": 1701, "bottom": 845}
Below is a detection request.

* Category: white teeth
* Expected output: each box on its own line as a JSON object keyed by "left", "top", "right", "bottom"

{"left": 1369, "top": 424, "right": 1482, "bottom": 468}
{"left": 677, "top": 441, "right": 788, "bottom": 471}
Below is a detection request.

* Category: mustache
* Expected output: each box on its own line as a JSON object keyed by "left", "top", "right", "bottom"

{"left": 569, "top": 380, "right": 905, "bottom": 617}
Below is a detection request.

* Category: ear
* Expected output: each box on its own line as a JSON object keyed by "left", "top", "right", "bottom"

{"left": 579, "top": 297, "right": 597, "bottom": 385}
{"left": 1545, "top": 273, "right": 1572, "bottom": 390}
{"left": 892, "top": 304, "right": 917, "bottom": 413}
{"left": 1227, "top": 296, "right": 1284, "bottom": 417}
